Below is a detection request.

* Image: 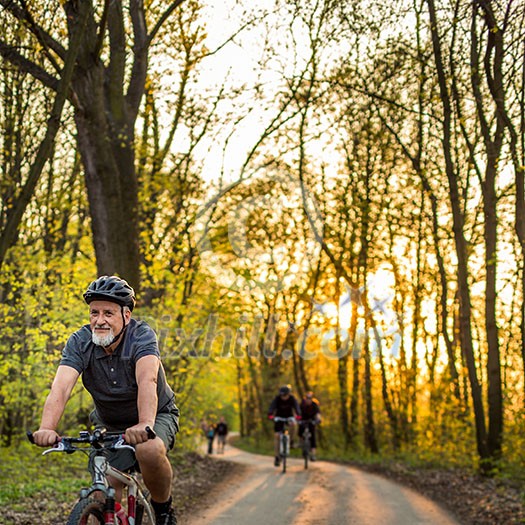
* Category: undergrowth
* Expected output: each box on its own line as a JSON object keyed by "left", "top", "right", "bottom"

{"left": 0, "top": 440, "right": 190, "bottom": 508}
{"left": 0, "top": 441, "right": 87, "bottom": 506}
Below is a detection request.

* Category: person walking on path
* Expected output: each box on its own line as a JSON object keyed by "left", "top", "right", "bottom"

{"left": 215, "top": 416, "right": 229, "bottom": 454}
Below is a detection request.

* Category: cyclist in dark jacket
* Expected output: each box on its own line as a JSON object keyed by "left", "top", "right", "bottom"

{"left": 268, "top": 385, "right": 301, "bottom": 466}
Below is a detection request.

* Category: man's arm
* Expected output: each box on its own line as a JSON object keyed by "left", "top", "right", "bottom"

{"left": 268, "top": 396, "right": 277, "bottom": 416}
{"left": 314, "top": 402, "right": 322, "bottom": 422}
{"left": 293, "top": 396, "right": 301, "bottom": 416}
{"left": 126, "top": 354, "right": 159, "bottom": 444}
{"left": 33, "top": 365, "right": 80, "bottom": 446}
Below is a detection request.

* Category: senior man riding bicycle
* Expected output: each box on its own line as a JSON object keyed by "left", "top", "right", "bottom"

{"left": 32, "top": 275, "right": 179, "bottom": 525}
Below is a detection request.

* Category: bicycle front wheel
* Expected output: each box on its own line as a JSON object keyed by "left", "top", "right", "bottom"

{"left": 303, "top": 432, "right": 311, "bottom": 469}
{"left": 281, "top": 434, "right": 289, "bottom": 474}
{"left": 66, "top": 497, "right": 105, "bottom": 525}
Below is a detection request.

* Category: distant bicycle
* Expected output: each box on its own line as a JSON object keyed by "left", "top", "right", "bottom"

{"left": 273, "top": 416, "right": 296, "bottom": 473}
{"left": 299, "top": 419, "right": 317, "bottom": 469}
{"left": 28, "top": 427, "right": 157, "bottom": 524}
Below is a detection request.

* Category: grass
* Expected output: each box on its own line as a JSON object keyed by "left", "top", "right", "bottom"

{"left": 0, "top": 441, "right": 89, "bottom": 506}
{"left": 0, "top": 441, "right": 206, "bottom": 516}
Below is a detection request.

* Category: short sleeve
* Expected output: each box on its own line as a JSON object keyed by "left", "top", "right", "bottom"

{"left": 60, "top": 331, "right": 87, "bottom": 373}
{"left": 122, "top": 320, "right": 160, "bottom": 362}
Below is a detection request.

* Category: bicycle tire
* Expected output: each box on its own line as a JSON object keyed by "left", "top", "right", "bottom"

{"left": 136, "top": 502, "right": 144, "bottom": 525}
{"left": 66, "top": 497, "right": 105, "bottom": 525}
{"left": 303, "top": 430, "right": 311, "bottom": 470}
{"left": 281, "top": 434, "right": 288, "bottom": 474}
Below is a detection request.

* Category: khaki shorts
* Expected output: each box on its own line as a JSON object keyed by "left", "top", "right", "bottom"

{"left": 89, "top": 409, "right": 179, "bottom": 473}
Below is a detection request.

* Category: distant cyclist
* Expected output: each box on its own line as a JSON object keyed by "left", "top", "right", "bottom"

{"left": 299, "top": 391, "right": 321, "bottom": 461}
{"left": 268, "top": 385, "right": 301, "bottom": 466}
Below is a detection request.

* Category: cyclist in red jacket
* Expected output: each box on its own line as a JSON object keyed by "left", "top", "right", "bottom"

{"left": 299, "top": 391, "right": 321, "bottom": 460}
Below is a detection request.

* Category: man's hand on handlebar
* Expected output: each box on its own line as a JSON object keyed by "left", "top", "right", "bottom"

{"left": 31, "top": 428, "right": 60, "bottom": 447}
{"left": 125, "top": 423, "right": 157, "bottom": 445}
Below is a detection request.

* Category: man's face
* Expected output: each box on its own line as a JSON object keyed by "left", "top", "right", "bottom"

{"left": 280, "top": 393, "right": 290, "bottom": 400}
{"left": 89, "top": 300, "right": 130, "bottom": 347}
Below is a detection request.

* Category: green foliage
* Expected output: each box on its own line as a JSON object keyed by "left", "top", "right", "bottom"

{"left": 0, "top": 441, "right": 87, "bottom": 506}
{"left": 0, "top": 244, "right": 94, "bottom": 443}
{"left": 500, "top": 408, "right": 525, "bottom": 485}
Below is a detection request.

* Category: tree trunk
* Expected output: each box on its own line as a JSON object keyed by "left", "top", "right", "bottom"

{"left": 371, "top": 314, "right": 400, "bottom": 450}
{"left": 426, "top": 0, "right": 490, "bottom": 463}
{"left": 363, "top": 312, "right": 379, "bottom": 454}
{"left": 0, "top": 0, "right": 180, "bottom": 289}
{"left": 68, "top": 1, "right": 142, "bottom": 287}
{"left": 470, "top": 0, "right": 505, "bottom": 459}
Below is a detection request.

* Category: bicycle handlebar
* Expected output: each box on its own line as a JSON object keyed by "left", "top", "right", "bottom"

{"left": 27, "top": 426, "right": 157, "bottom": 455}
{"left": 273, "top": 416, "right": 297, "bottom": 423}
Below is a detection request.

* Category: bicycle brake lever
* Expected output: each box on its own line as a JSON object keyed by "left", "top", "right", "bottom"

{"left": 145, "top": 426, "right": 156, "bottom": 440}
{"left": 114, "top": 437, "right": 135, "bottom": 451}
{"left": 42, "top": 441, "right": 67, "bottom": 455}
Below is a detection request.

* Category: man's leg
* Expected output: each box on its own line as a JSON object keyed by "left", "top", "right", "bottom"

{"left": 289, "top": 421, "right": 297, "bottom": 446}
{"left": 298, "top": 423, "right": 305, "bottom": 447}
{"left": 310, "top": 425, "right": 317, "bottom": 460}
{"left": 107, "top": 476, "right": 125, "bottom": 502}
{"left": 273, "top": 432, "right": 282, "bottom": 465}
{"left": 136, "top": 438, "right": 173, "bottom": 502}
{"left": 274, "top": 432, "right": 281, "bottom": 457}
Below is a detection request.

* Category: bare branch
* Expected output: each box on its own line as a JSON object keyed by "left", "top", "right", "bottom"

{"left": 0, "top": 39, "right": 58, "bottom": 90}
{"left": 147, "top": 0, "right": 186, "bottom": 46}
{"left": 201, "top": 8, "right": 277, "bottom": 59}
{"left": 0, "top": 0, "right": 66, "bottom": 61}
{"left": 127, "top": 0, "right": 149, "bottom": 120}
{"left": 0, "top": 0, "right": 91, "bottom": 268}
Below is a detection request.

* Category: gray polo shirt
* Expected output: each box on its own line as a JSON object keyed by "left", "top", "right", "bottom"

{"left": 61, "top": 318, "right": 177, "bottom": 429}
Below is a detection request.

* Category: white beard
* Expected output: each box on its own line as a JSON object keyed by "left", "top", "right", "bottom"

{"left": 92, "top": 328, "right": 115, "bottom": 347}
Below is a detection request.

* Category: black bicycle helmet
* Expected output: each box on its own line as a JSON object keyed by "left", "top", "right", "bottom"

{"left": 279, "top": 384, "right": 292, "bottom": 396}
{"left": 83, "top": 275, "right": 136, "bottom": 311}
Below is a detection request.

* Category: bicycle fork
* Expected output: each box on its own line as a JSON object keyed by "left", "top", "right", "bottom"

{"left": 280, "top": 431, "right": 289, "bottom": 456}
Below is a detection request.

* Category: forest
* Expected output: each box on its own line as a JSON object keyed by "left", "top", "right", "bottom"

{"left": 0, "top": 0, "right": 524, "bottom": 487}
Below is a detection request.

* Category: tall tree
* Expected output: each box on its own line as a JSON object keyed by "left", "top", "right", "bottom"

{"left": 426, "top": 0, "right": 490, "bottom": 463}
{"left": 0, "top": 0, "right": 187, "bottom": 288}
{"left": 0, "top": 0, "right": 90, "bottom": 269}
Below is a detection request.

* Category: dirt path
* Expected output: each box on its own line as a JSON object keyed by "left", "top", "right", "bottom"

{"left": 185, "top": 445, "right": 461, "bottom": 525}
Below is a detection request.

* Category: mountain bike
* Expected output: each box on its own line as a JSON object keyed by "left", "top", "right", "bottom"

{"left": 299, "top": 419, "right": 316, "bottom": 470}
{"left": 273, "top": 416, "right": 296, "bottom": 474}
{"left": 28, "top": 427, "right": 156, "bottom": 524}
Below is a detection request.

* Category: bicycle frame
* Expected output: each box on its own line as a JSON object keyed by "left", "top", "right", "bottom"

{"left": 299, "top": 420, "right": 313, "bottom": 469}
{"left": 86, "top": 455, "right": 155, "bottom": 525}
{"left": 274, "top": 416, "right": 295, "bottom": 473}
{"left": 31, "top": 429, "right": 156, "bottom": 525}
